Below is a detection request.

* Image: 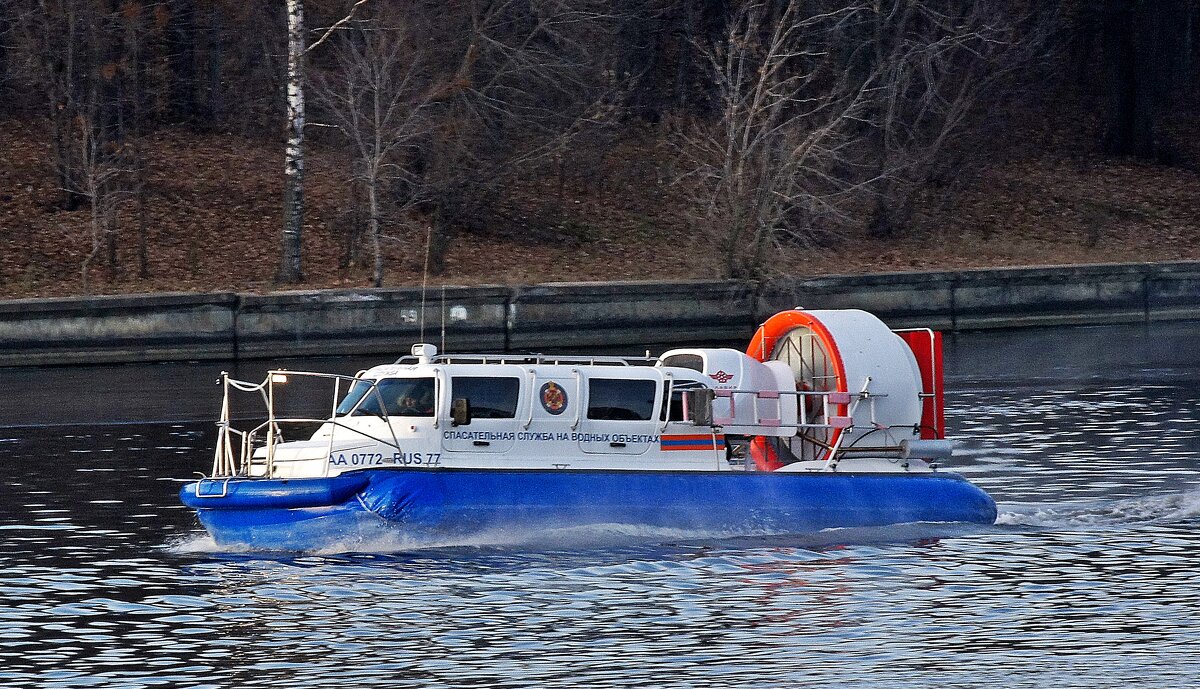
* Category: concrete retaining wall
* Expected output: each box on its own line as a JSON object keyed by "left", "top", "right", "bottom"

{"left": 0, "top": 261, "right": 1196, "bottom": 366}
{"left": 757, "top": 262, "right": 1200, "bottom": 330}
{"left": 508, "top": 281, "right": 755, "bottom": 350}
{"left": 0, "top": 292, "right": 238, "bottom": 366}
{"left": 236, "top": 286, "right": 510, "bottom": 359}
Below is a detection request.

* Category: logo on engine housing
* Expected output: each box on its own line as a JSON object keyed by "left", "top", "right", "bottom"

{"left": 709, "top": 370, "right": 734, "bottom": 384}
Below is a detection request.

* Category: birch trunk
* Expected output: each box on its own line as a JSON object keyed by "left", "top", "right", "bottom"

{"left": 280, "top": 0, "right": 306, "bottom": 283}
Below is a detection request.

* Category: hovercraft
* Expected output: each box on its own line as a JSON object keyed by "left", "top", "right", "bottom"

{"left": 180, "top": 309, "right": 996, "bottom": 550}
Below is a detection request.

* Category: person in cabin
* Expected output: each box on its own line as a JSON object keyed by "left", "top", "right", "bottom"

{"left": 415, "top": 386, "right": 435, "bottom": 415}
{"left": 395, "top": 394, "right": 420, "bottom": 414}
{"left": 394, "top": 381, "right": 436, "bottom": 416}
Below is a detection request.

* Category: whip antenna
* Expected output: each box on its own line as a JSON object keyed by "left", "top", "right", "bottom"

{"left": 420, "top": 225, "right": 432, "bottom": 343}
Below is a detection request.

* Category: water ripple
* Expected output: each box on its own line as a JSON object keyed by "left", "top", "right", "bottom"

{"left": 2, "top": 330, "right": 1200, "bottom": 687}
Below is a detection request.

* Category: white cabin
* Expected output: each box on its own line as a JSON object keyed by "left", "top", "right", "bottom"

{"left": 259, "top": 345, "right": 795, "bottom": 478}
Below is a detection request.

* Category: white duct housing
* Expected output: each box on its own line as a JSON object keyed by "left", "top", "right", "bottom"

{"left": 755, "top": 309, "right": 925, "bottom": 450}
{"left": 659, "top": 348, "right": 799, "bottom": 437}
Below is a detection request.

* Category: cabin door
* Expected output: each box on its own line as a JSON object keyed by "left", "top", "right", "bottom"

{"left": 577, "top": 376, "right": 660, "bottom": 456}
{"left": 441, "top": 374, "right": 521, "bottom": 454}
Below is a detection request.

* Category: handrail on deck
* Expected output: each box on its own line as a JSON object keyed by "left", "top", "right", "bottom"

{"left": 210, "top": 369, "right": 404, "bottom": 479}
{"left": 393, "top": 353, "right": 659, "bottom": 367}
{"left": 707, "top": 378, "right": 900, "bottom": 466}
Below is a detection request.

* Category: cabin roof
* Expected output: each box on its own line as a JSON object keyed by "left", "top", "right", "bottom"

{"left": 358, "top": 359, "right": 711, "bottom": 383}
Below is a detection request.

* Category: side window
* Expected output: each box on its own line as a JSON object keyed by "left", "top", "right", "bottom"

{"left": 587, "top": 379, "right": 657, "bottom": 421}
{"left": 661, "top": 354, "right": 704, "bottom": 372}
{"left": 452, "top": 377, "right": 520, "bottom": 419}
{"left": 660, "top": 382, "right": 707, "bottom": 421}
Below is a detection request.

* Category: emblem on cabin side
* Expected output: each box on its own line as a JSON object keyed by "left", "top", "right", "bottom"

{"left": 709, "top": 370, "right": 734, "bottom": 384}
{"left": 540, "top": 382, "right": 568, "bottom": 415}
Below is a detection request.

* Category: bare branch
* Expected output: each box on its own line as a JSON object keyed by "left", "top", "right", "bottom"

{"left": 306, "top": 0, "right": 372, "bottom": 54}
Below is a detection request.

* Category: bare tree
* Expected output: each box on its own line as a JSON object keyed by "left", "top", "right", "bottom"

{"left": 17, "top": 0, "right": 92, "bottom": 210}
{"left": 413, "top": 0, "right": 630, "bottom": 273}
{"left": 677, "top": 0, "right": 875, "bottom": 279}
{"left": 676, "top": 0, "right": 1053, "bottom": 274}
{"left": 865, "top": 0, "right": 1050, "bottom": 237}
{"left": 1099, "top": 0, "right": 1196, "bottom": 159}
{"left": 13, "top": 0, "right": 141, "bottom": 289}
{"left": 312, "top": 17, "right": 431, "bottom": 287}
{"left": 0, "top": 1, "right": 14, "bottom": 103}
{"left": 77, "top": 108, "right": 136, "bottom": 293}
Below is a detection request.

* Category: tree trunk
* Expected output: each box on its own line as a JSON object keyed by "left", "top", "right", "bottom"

{"left": 1130, "top": 3, "right": 1165, "bottom": 158}
{"left": 51, "top": 112, "right": 85, "bottom": 210}
{"left": 368, "top": 176, "right": 383, "bottom": 287}
{"left": 0, "top": 11, "right": 10, "bottom": 107}
{"left": 673, "top": 1, "right": 697, "bottom": 112}
{"left": 137, "top": 154, "right": 149, "bottom": 279}
{"left": 167, "top": 0, "right": 197, "bottom": 123}
{"left": 105, "top": 205, "right": 119, "bottom": 277}
{"left": 204, "top": 6, "right": 223, "bottom": 126}
{"left": 429, "top": 205, "right": 452, "bottom": 276}
{"left": 1187, "top": 3, "right": 1199, "bottom": 86}
{"left": 82, "top": 181, "right": 102, "bottom": 294}
{"left": 46, "top": 5, "right": 86, "bottom": 210}
{"left": 867, "top": 0, "right": 912, "bottom": 238}
{"left": 1102, "top": 0, "right": 1153, "bottom": 157}
{"left": 279, "top": 0, "right": 305, "bottom": 284}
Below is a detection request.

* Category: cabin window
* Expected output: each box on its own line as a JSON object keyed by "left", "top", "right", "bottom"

{"left": 587, "top": 379, "right": 657, "bottom": 421}
{"left": 661, "top": 353, "right": 704, "bottom": 372}
{"left": 450, "top": 377, "right": 520, "bottom": 419}
{"left": 340, "top": 378, "right": 436, "bottom": 417}
{"left": 661, "top": 381, "right": 707, "bottom": 421}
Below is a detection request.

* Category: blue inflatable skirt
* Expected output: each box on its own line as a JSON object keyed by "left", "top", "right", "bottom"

{"left": 180, "top": 468, "right": 997, "bottom": 551}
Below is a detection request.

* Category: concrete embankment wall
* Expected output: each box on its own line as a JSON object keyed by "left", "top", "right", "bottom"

{"left": 1, "top": 261, "right": 1197, "bottom": 366}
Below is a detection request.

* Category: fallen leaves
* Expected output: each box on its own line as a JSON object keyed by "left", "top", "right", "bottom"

{"left": 0, "top": 120, "right": 1197, "bottom": 300}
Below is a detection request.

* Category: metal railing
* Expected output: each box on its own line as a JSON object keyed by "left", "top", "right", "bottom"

{"left": 393, "top": 353, "right": 658, "bottom": 367}
{"left": 687, "top": 377, "right": 905, "bottom": 466}
{"left": 209, "top": 370, "right": 405, "bottom": 479}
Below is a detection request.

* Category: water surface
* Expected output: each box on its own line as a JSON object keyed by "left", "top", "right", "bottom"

{"left": 1, "top": 322, "right": 1198, "bottom": 688}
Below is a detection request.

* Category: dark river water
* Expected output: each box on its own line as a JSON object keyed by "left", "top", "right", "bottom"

{"left": 2, "top": 322, "right": 1199, "bottom": 688}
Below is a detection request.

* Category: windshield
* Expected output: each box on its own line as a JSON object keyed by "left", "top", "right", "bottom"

{"left": 335, "top": 380, "right": 374, "bottom": 416}
{"left": 336, "top": 378, "right": 436, "bottom": 417}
